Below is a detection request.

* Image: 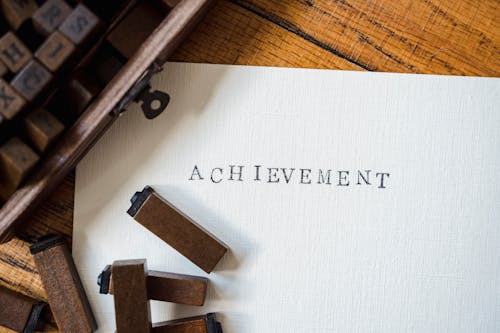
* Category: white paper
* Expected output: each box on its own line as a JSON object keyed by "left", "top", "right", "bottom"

{"left": 74, "top": 63, "right": 500, "bottom": 332}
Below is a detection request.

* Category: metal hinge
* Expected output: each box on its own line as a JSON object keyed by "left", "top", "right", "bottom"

{"left": 112, "top": 62, "right": 170, "bottom": 119}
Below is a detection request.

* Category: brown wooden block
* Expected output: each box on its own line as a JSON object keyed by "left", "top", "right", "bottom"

{"left": 107, "top": 1, "right": 166, "bottom": 59}
{"left": 0, "top": 0, "right": 38, "bottom": 29}
{"left": 111, "top": 259, "right": 152, "bottom": 333}
{"left": 58, "top": 4, "right": 100, "bottom": 45}
{"left": 128, "top": 186, "right": 228, "bottom": 273}
{"left": 23, "top": 109, "right": 64, "bottom": 152}
{"left": 30, "top": 234, "right": 98, "bottom": 333}
{"left": 32, "top": 0, "right": 72, "bottom": 36}
{"left": 0, "top": 59, "right": 7, "bottom": 76}
{"left": 0, "top": 137, "right": 38, "bottom": 201}
{"left": 0, "top": 286, "right": 47, "bottom": 333}
{"left": 65, "top": 71, "right": 100, "bottom": 114}
{"left": 148, "top": 270, "right": 208, "bottom": 306}
{"left": 35, "top": 31, "right": 75, "bottom": 72}
{"left": 0, "top": 32, "right": 32, "bottom": 73}
{"left": 99, "top": 265, "right": 208, "bottom": 306}
{"left": 11, "top": 60, "right": 53, "bottom": 101}
{"left": 153, "top": 313, "right": 223, "bottom": 333}
{"left": 0, "top": 78, "right": 26, "bottom": 119}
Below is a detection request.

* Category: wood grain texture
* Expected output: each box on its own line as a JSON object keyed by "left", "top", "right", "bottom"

{"left": 0, "top": 0, "right": 498, "bottom": 331}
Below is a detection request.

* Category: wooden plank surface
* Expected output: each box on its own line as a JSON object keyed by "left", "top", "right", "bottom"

{"left": 0, "top": 0, "right": 498, "bottom": 331}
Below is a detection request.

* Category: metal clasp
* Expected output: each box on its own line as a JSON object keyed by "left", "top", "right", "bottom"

{"left": 112, "top": 62, "right": 170, "bottom": 119}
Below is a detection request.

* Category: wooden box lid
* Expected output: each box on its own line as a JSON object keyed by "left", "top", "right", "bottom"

{"left": 0, "top": 0, "right": 215, "bottom": 243}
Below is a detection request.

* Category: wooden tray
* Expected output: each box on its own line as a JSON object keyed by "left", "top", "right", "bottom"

{"left": 0, "top": 0, "right": 215, "bottom": 243}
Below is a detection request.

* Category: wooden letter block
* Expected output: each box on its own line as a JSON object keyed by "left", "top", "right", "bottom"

{"left": 153, "top": 313, "right": 223, "bottom": 333}
{"left": 59, "top": 4, "right": 100, "bottom": 44}
{"left": 32, "top": 0, "right": 72, "bottom": 35}
{"left": 11, "top": 60, "right": 53, "bottom": 100}
{"left": 30, "top": 235, "right": 98, "bottom": 333}
{"left": 0, "top": 78, "right": 26, "bottom": 119}
{"left": 24, "top": 109, "right": 64, "bottom": 152}
{"left": 99, "top": 265, "right": 208, "bottom": 306}
{"left": 0, "top": 286, "right": 47, "bottom": 333}
{"left": 65, "top": 71, "right": 100, "bottom": 114}
{"left": 35, "top": 31, "right": 75, "bottom": 72}
{"left": 148, "top": 270, "right": 208, "bottom": 306}
{"left": 47, "top": 70, "right": 101, "bottom": 122}
{"left": 112, "top": 259, "right": 152, "bottom": 333}
{"left": 0, "top": 137, "right": 38, "bottom": 200}
{"left": 0, "top": 32, "right": 32, "bottom": 73}
{"left": 128, "top": 186, "right": 228, "bottom": 273}
{"left": 0, "top": 0, "right": 38, "bottom": 29}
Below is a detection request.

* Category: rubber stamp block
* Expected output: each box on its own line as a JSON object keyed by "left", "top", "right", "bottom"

{"left": 107, "top": 1, "right": 165, "bottom": 59}
{"left": 152, "top": 313, "right": 223, "bottom": 333}
{"left": 30, "top": 234, "right": 98, "bottom": 333}
{"left": 0, "top": 0, "right": 38, "bottom": 29}
{"left": 0, "top": 137, "right": 38, "bottom": 200}
{"left": 0, "top": 32, "right": 32, "bottom": 73}
{"left": 32, "top": 0, "right": 72, "bottom": 36}
{"left": 147, "top": 270, "right": 208, "bottom": 306}
{"left": 59, "top": 4, "right": 100, "bottom": 45}
{"left": 35, "top": 31, "right": 75, "bottom": 71}
{"left": 98, "top": 265, "right": 208, "bottom": 306}
{"left": 23, "top": 109, "right": 64, "bottom": 152}
{"left": 128, "top": 186, "right": 228, "bottom": 273}
{"left": 0, "top": 78, "right": 26, "bottom": 119}
{"left": 111, "top": 259, "right": 151, "bottom": 333}
{"left": 65, "top": 71, "right": 100, "bottom": 114}
{"left": 11, "top": 60, "right": 53, "bottom": 101}
{"left": 0, "top": 286, "right": 47, "bottom": 333}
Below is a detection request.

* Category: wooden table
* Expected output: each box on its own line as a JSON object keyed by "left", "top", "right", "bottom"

{"left": 1, "top": 0, "right": 498, "bottom": 331}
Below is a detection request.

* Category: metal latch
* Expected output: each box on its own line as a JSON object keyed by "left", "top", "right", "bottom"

{"left": 112, "top": 62, "right": 170, "bottom": 119}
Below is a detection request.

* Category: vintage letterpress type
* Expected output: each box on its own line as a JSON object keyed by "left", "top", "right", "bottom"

{"left": 32, "top": 0, "right": 72, "bottom": 35}
{"left": 30, "top": 234, "right": 98, "bottom": 332}
{"left": 0, "top": 286, "right": 47, "bottom": 333}
{"left": 0, "top": 32, "right": 32, "bottom": 73}
{"left": 11, "top": 60, "right": 53, "bottom": 101}
{"left": 128, "top": 186, "right": 228, "bottom": 273}
{"left": 23, "top": 109, "right": 64, "bottom": 152}
{"left": 111, "top": 259, "right": 152, "bottom": 333}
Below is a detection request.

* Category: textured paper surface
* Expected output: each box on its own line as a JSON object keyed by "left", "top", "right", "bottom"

{"left": 74, "top": 63, "right": 500, "bottom": 332}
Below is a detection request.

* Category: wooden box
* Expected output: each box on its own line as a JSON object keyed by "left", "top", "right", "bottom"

{"left": 0, "top": 0, "right": 215, "bottom": 242}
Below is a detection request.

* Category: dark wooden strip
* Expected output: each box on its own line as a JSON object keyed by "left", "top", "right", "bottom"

{"left": 152, "top": 313, "right": 223, "bottom": 333}
{"left": 229, "top": 0, "right": 374, "bottom": 70}
{"left": 230, "top": 0, "right": 500, "bottom": 75}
